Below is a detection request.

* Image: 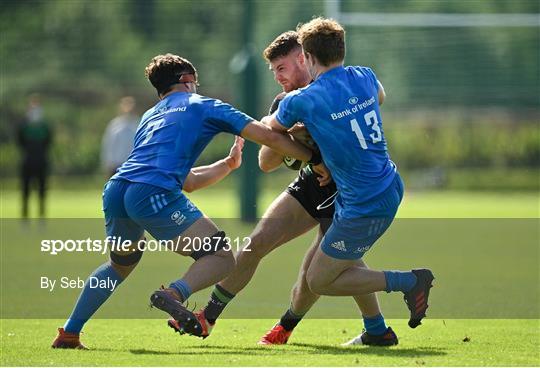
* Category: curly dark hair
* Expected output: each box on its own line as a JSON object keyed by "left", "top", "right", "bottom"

{"left": 145, "top": 53, "right": 198, "bottom": 96}
{"left": 263, "top": 31, "right": 301, "bottom": 62}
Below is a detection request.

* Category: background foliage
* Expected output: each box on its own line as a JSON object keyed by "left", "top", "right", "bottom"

{"left": 1, "top": 0, "right": 538, "bottom": 189}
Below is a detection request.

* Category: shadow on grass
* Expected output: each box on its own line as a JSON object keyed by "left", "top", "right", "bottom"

{"left": 129, "top": 343, "right": 447, "bottom": 358}
{"left": 129, "top": 346, "right": 272, "bottom": 356}
{"left": 290, "top": 342, "right": 447, "bottom": 357}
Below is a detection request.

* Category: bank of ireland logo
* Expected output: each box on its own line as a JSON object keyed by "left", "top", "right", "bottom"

{"left": 171, "top": 210, "right": 186, "bottom": 226}
{"left": 349, "top": 96, "right": 358, "bottom": 105}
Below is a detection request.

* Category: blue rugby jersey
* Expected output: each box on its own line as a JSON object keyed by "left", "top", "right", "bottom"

{"left": 276, "top": 66, "right": 397, "bottom": 218}
{"left": 113, "top": 92, "right": 253, "bottom": 190}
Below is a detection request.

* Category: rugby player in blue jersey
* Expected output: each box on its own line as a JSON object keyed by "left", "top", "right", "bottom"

{"left": 172, "top": 31, "right": 399, "bottom": 346}
{"left": 262, "top": 18, "right": 435, "bottom": 333}
{"left": 52, "top": 53, "right": 328, "bottom": 349}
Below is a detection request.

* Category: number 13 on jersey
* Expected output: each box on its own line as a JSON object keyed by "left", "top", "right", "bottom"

{"left": 350, "top": 110, "right": 382, "bottom": 149}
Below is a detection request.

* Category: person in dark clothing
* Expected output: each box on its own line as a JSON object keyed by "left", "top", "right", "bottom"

{"left": 17, "top": 94, "right": 52, "bottom": 218}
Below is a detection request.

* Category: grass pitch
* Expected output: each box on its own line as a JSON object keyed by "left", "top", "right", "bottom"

{"left": 2, "top": 319, "right": 539, "bottom": 366}
{"left": 1, "top": 187, "right": 538, "bottom": 218}
{"left": 1, "top": 183, "right": 539, "bottom": 366}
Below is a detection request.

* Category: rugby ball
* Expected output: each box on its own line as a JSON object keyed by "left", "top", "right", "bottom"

{"left": 283, "top": 123, "right": 318, "bottom": 170}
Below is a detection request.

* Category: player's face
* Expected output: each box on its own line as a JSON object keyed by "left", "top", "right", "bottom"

{"left": 269, "top": 51, "right": 310, "bottom": 92}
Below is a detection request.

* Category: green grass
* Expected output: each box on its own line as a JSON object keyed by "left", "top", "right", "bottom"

{"left": 1, "top": 187, "right": 538, "bottom": 218}
{"left": 2, "top": 319, "right": 539, "bottom": 366}
{"left": 1, "top": 170, "right": 538, "bottom": 218}
{"left": 1, "top": 184, "right": 539, "bottom": 366}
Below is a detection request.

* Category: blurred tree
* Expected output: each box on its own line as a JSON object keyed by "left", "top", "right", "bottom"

{"left": 0, "top": 0, "right": 537, "bottom": 177}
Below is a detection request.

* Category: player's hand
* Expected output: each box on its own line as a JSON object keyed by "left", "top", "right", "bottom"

{"left": 287, "top": 123, "right": 309, "bottom": 143}
{"left": 260, "top": 115, "right": 272, "bottom": 126}
{"left": 313, "top": 162, "right": 332, "bottom": 186}
{"left": 225, "top": 136, "right": 245, "bottom": 170}
{"left": 287, "top": 123, "right": 306, "bottom": 135}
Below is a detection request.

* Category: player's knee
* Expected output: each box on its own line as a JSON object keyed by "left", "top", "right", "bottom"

{"left": 109, "top": 238, "right": 145, "bottom": 278}
{"left": 190, "top": 231, "right": 230, "bottom": 261}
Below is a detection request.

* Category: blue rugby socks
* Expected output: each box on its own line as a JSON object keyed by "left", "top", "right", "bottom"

{"left": 383, "top": 270, "right": 417, "bottom": 292}
{"left": 63, "top": 262, "right": 124, "bottom": 334}
{"left": 363, "top": 313, "right": 388, "bottom": 336}
{"left": 169, "top": 279, "right": 192, "bottom": 303}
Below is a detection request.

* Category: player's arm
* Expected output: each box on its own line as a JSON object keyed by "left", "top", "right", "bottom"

{"left": 240, "top": 119, "right": 313, "bottom": 163}
{"left": 258, "top": 93, "right": 287, "bottom": 172}
{"left": 377, "top": 80, "right": 386, "bottom": 105}
{"left": 257, "top": 114, "right": 331, "bottom": 186}
{"left": 258, "top": 146, "right": 283, "bottom": 172}
{"left": 258, "top": 113, "right": 285, "bottom": 172}
{"left": 183, "top": 136, "right": 244, "bottom": 193}
{"left": 260, "top": 113, "right": 288, "bottom": 132}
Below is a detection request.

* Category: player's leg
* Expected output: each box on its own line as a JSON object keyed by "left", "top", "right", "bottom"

{"left": 168, "top": 216, "right": 235, "bottom": 296}
{"left": 306, "top": 216, "right": 422, "bottom": 296}
{"left": 307, "top": 248, "right": 433, "bottom": 327}
{"left": 352, "top": 261, "right": 381, "bottom": 316}
{"left": 307, "top": 176, "right": 434, "bottom": 328}
{"left": 289, "top": 228, "right": 322, "bottom": 315}
{"left": 150, "top": 216, "right": 235, "bottom": 338}
{"left": 258, "top": 173, "right": 338, "bottom": 344}
{"left": 308, "top": 231, "right": 432, "bottom": 330}
{"left": 132, "top": 186, "right": 235, "bottom": 337}
{"left": 111, "top": 181, "right": 232, "bottom": 303}
{"left": 274, "top": 171, "right": 336, "bottom": 322}
{"left": 52, "top": 239, "right": 145, "bottom": 350}
{"left": 306, "top": 181, "right": 405, "bottom": 296}
{"left": 222, "top": 192, "right": 317, "bottom": 294}
{"left": 341, "top": 259, "right": 398, "bottom": 346}
{"left": 53, "top": 180, "right": 145, "bottom": 349}
{"left": 259, "top": 227, "right": 322, "bottom": 345}
{"left": 260, "top": 229, "right": 392, "bottom": 346}
{"left": 200, "top": 191, "right": 318, "bottom": 327}
{"left": 267, "top": 237, "right": 394, "bottom": 346}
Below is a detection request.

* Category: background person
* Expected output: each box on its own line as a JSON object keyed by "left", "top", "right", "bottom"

{"left": 101, "top": 96, "right": 139, "bottom": 178}
{"left": 17, "top": 93, "right": 53, "bottom": 219}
